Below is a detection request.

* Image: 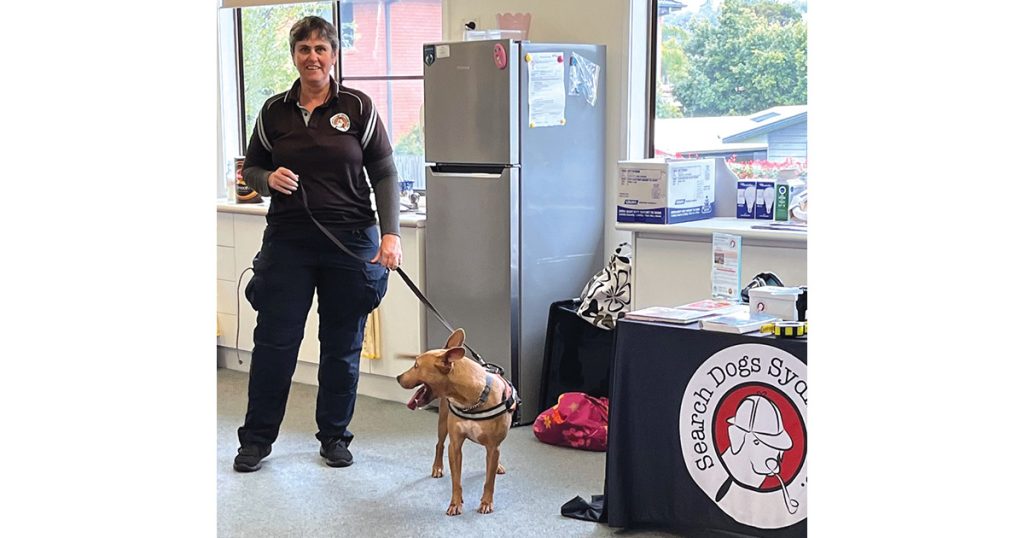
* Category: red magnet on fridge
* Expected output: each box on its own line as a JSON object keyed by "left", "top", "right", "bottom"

{"left": 557, "top": 55, "right": 563, "bottom": 63}
{"left": 494, "top": 43, "right": 508, "bottom": 69}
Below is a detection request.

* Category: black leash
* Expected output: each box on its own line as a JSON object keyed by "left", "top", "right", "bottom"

{"left": 297, "top": 182, "right": 503, "bottom": 376}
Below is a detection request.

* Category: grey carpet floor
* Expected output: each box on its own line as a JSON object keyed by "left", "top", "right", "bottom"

{"left": 217, "top": 368, "right": 679, "bottom": 537}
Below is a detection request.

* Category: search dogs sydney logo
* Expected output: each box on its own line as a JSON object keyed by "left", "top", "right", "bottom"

{"left": 679, "top": 344, "right": 807, "bottom": 529}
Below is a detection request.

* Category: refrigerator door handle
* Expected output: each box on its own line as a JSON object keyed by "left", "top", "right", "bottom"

{"left": 428, "top": 164, "right": 510, "bottom": 179}
{"left": 428, "top": 171, "right": 503, "bottom": 180}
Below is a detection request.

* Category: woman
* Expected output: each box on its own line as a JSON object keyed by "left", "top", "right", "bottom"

{"left": 233, "top": 16, "right": 403, "bottom": 472}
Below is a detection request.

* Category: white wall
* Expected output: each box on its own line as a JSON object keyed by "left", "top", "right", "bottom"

{"left": 442, "top": 0, "right": 648, "bottom": 259}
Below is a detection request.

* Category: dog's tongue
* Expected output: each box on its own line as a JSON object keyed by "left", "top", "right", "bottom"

{"left": 407, "top": 385, "right": 429, "bottom": 410}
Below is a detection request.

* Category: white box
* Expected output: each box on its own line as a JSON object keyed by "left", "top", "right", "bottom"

{"left": 617, "top": 158, "right": 716, "bottom": 224}
{"left": 748, "top": 286, "right": 802, "bottom": 321}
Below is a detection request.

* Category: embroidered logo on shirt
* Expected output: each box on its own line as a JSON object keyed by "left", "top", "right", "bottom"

{"left": 330, "top": 113, "right": 351, "bottom": 132}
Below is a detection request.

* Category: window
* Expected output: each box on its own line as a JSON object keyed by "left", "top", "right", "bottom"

{"left": 338, "top": 0, "right": 441, "bottom": 190}
{"left": 219, "top": 0, "right": 441, "bottom": 198}
{"left": 239, "top": 2, "right": 335, "bottom": 149}
{"left": 649, "top": 0, "right": 807, "bottom": 170}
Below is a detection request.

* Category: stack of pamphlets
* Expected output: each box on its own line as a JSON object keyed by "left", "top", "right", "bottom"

{"left": 700, "top": 306, "right": 780, "bottom": 334}
{"left": 625, "top": 299, "right": 742, "bottom": 325}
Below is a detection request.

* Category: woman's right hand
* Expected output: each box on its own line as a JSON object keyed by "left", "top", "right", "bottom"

{"left": 268, "top": 167, "right": 299, "bottom": 195}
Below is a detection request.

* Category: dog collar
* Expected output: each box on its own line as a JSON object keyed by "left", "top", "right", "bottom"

{"left": 448, "top": 377, "right": 520, "bottom": 421}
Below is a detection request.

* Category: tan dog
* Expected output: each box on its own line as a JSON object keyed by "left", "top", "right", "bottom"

{"left": 397, "top": 328, "right": 517, "bottom": 515}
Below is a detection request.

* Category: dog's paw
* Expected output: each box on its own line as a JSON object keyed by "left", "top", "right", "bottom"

{"left": 446, "top": 502, "right": 463, "bottom": 516}
{"left": 477, "top": 501, "right": 494, "bottom": 514}
{"left": 497, "top": 463, "right": 506, "bottom": 475}
{"left": 431, "top": 466, "right": 444, "bottom": 478}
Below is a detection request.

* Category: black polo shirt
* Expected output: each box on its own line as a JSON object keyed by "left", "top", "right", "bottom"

{"left": 244, "top": 77, "right": 394, "bottom": 231}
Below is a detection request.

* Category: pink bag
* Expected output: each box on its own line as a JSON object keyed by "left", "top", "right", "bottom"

{"left": 532, "top": 392, "right": 609, "bottom": 452}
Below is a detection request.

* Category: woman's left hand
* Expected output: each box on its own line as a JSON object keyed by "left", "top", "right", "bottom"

{"left": 371, "top": 234, "right": 403, "bottom": 270}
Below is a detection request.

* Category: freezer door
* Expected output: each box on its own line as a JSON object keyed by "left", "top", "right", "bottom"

{"left": 424, "top": 165, "right": 519, "bottom": 391}
{"left": 423, "top": 40, "right": 519, "bottom": 165}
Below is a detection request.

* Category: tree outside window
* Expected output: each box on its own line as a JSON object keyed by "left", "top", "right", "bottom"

{"left": 653, "top": 0, "right": 807, "bottom": 164}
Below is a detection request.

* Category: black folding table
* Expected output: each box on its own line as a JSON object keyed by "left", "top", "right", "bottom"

{"left": 604, "top": 319, "right": 808, "bottom": 537}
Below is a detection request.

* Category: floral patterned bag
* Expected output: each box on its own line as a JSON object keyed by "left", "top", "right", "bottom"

{"left": 532, "top": 392, "right": 609, "bottom": 452}
{"left": 576, "top": 242, "right": 632, "bottom": 330}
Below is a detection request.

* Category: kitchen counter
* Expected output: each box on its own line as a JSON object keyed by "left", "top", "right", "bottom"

{"left": 616, "top": 217, "right": 805, "bottom": 247}
{"left": 216, "top": 198, "right": 426, "bottom": 228}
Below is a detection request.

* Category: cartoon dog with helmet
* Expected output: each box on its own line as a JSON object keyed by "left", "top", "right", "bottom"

{"left": 716, "top": 394, "right": 799, "bottom": 514}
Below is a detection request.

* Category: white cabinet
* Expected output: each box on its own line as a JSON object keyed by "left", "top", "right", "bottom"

{"left": 216, "top": 213, "right": 237, "bottom": 350}
{"left": 369, "top": 226, "right": 425, "bottom": 378}
{"left": 621, "top": 219, "right": 807, "bottom": 309}
{"left": 216, "top": 206, "right": 426, "bottom": 404}
{"left": 229, "top": 213, "right": 265, "bottom": 353}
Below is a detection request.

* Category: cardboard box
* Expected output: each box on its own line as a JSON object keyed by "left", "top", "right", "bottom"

{"left": 736, "top": 179, "right": 757, "bottom": 219}
{"left": 755, "top": 179, "right": 776, "bottom": 219}
{"left": 617, "top": 158, "right": 716, "bottom": 224}
{"left": 774, "top": 179, "right": 806, "bottom": 222}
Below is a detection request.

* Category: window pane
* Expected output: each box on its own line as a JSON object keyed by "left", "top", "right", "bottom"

{"left": 341, "top": 0, "right": 442, "bottom": 77}
{"left": 652, "top": 0, "right": 807, "bottom": 167}
{"left": 241, "top": 1, "right": 334, "bottom": 147}
{"left": 346, "top": 79, "right": 425, "bottom": 189}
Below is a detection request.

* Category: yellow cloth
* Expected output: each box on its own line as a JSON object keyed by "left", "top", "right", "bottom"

{"left": 361, "top": 308, "right": 381, "bottom": 360}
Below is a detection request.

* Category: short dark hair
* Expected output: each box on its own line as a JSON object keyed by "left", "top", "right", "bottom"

{"left": 289, "top": 16, "right": 339, "bottom": 54}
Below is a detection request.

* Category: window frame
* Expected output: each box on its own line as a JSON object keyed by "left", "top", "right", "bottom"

{"left": 646, "top": 0, "right": 659, "bottom": 158}
{"left": 231, "top": 1, "right": 431, "bottom": 158}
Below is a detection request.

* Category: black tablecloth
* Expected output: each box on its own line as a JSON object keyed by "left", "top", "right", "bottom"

{"left": 538, "top": 300, "right": 614, "bottom": 412}
{"left": 605, "top": 319, "right": 808, "bottom": 537}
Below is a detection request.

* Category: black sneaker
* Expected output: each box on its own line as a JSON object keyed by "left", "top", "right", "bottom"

{"left": 233, "top": 445, "right": 271, "bottom": 472}
{"left": 320, "top": 438, "right": 353, "bottom": 467}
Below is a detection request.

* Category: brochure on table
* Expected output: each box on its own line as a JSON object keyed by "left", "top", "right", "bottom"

{"left": 711, "top": 232, "right": 742, "bottom": 302}
{"left": 626, "top": 299, "right": 743, "bottom": 325}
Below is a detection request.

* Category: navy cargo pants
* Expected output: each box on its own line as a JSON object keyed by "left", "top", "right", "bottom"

{"left": 237, "top": 224, "right": 388, "bottom": 449}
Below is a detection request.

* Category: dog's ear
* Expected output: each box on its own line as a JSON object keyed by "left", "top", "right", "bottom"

{"left": 445, "top": 328, "right": 466, "bottom": 349}
{"left": 443, "top": 346, "right": 465, "bottom": 366}
{"left": 728, "top": 426, "right": 747, "bottom": 455}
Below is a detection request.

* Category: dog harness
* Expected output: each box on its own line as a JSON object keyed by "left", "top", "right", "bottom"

{"left": 448, "top": 374, "right": 520, "bottom": 421}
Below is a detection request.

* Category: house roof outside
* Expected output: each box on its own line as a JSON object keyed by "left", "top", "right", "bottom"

{"left": 658, "top": 0, "right": 687, "bottom": 16}
{"left": 654, "top": 115, "right": 766, "bottom": 156}
{"left": 720, "top": 105, "right": 807, "bottom": 143}
{"left": 654, "top": 104, "right": 806, "bottom": 156}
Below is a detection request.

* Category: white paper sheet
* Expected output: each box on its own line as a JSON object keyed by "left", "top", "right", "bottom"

{"left": 527, "top": 52, "right": 566, "bottom": 128}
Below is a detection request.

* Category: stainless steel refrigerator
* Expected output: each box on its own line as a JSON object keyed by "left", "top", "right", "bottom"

{"left": 422, "top": 39, "right": 606, "bottom": 424}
